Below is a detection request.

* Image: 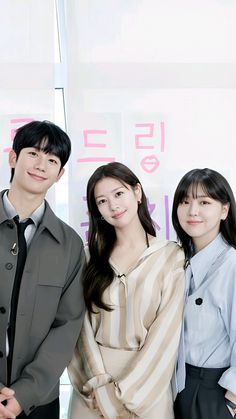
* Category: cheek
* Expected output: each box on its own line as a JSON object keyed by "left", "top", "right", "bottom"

{"left": 177, "top": 207, "right": 183, "bottom": 220}
{"left": 97, "top": 205, "right": 107, "bottom": 217}
{"left": 177, "top": 208, "right": 186, "bottom": 227}
{"left": 98, "top": 209, "right": 104, "bottom": 218}
{"left": 131, "top": 197, "right": 138, "bottom": 208}
{"left": 96, "top": 205, "right": 102, "bottom": 215}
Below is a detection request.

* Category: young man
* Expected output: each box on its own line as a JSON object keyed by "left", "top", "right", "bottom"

{"left": 0, "top": 121, "right": 85, "bottom": 418}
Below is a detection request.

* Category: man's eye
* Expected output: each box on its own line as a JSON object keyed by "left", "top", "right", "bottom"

{"left": 49, "top": 159, "right": 58, "bottom": 165}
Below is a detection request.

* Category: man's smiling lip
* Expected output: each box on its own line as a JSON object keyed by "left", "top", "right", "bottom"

{"left": 28, "top": 172, "right": 47, "bottom": 181}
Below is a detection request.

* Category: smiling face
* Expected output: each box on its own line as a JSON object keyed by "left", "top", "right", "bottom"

{"left": 177, "top": 184, "right": 229, "bottom": 252}
{"left": 94, "top": 177, "right": 142, "bottom": 230}
{"left": 9, "top": 147, "right": 64, "bottom": 198}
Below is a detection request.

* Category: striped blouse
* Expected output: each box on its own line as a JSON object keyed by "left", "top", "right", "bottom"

{"left": 68, "top": 239, "right": 185, "bottom": 418}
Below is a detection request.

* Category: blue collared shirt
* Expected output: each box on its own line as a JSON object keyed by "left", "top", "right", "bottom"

{"left": 182, "top": 233, "right": 236, "bottom": 394}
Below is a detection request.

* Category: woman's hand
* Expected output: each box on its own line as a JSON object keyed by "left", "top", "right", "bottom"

{"left": 90, "top": 391, "right": 104, "bottom": 418}
{"left": 226, "top": 405, "right": 236, "bottom": 417}
{"left": 225, "top": 391, "right": 236, "bottom": 417}
{"left": 0, "top": 387, "right": 16, "bottom": 419}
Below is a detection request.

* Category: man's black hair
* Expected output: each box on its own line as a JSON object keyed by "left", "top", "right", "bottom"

{"left": 10, "top": 120, "right": 71, "bottom": 182}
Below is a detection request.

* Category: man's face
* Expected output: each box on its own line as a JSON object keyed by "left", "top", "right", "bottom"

{"left": 9, "top": 147, "right": 64, "bottom": 197}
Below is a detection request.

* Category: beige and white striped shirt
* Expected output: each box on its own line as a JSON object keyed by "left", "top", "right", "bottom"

{"left": 68, "top": 239, "right": 185, "bottom": 418}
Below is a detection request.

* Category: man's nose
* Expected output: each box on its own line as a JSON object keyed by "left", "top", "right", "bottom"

{"left": 35, "top": 155, "right": 47, "bottom": 172}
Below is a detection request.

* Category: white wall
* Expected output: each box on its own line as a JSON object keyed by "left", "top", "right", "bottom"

{"left": 66, "top": 0, "right": 236, "bottom": 241}
{"left": 0, "top": 0, "right": 54, "bottom": 201}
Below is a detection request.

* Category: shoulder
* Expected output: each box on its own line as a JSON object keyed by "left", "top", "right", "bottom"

{"left": 43, "top": 202, "right": 84, "bottom": 248}
{"left": 219, "top": 245, "right": 236, "bottom": 271}
{"left": 164, "top": 241, "right": 185, "bottom": 269}
{"left": 167, "top": 240, "right": 185, "bottom": 258}
{"left": 150, "top": 238, "right": 184, "bottom": 257}
{"left": 213, "top": 247, "right": 236, "bottom": 301}
{"left": 52, "top": 219, "right": 86, "bottom": 269}
{"left": 147, "top": 239, "right": 185, "bottom": 269}
{"left": 58, "top": 218, "right": 83, "bottom": 243}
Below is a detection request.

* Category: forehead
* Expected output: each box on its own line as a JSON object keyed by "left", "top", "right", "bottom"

{"left": 186, "top": 182, "right": 209, "bottom": 198}
{"left": 25, "top": 137, "right": 61, "bottom": 159}
{"left": 94, "top": 177, "right": 127, "bottom": 196}
{"left": 22, "top": 147, "right": 59, "bottom": 158}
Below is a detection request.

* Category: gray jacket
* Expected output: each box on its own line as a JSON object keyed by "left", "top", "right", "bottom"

{"left": 0, "top": 190, "right": 85, "bottom": 415}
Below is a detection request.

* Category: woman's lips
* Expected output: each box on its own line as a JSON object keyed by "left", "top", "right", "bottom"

{"left": 187, "top": 220, "right": 203, "bottom": 225}
{"left": 112, "top": 211, "right": 126, "bottom": 219}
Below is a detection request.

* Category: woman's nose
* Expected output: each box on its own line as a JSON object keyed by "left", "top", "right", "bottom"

{"left": 188, "top": 202, "right": 198, "bottom": 216}
{"left": 109, "top": 201, "right": 119, "bottom": 211}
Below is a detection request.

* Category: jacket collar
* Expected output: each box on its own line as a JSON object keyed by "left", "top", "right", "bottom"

{"left": 0, "top": 190, "right": 10, "bottom": 224}
{"left": 38, "top": 200, "right": 64, "bottom": 244}
{"left": 140, "top": 237, "right": 171, "bottom": 260}
{"left": 0, "top": 189, "right": 63, "bottom": 244}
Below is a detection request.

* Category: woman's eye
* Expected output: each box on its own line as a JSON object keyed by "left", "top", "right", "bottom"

{"left": 97, "top": 199, "right": 106, "bottom": 206}
{"left": 116, "top": 191, "right": 124, "bottom": 197}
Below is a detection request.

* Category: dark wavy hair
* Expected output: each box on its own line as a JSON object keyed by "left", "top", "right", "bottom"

{"left": 84, "top": 162, "right": 156, "bottom": 313}
{"left": 10, "top": 120, "right": 71, "bottom": 181}
{"left": 172, "top": 168, "right": 236, "bottom": 260}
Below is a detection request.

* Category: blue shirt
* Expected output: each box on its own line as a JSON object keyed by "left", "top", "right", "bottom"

{"left": 178, "top": 233, "right": 236, "bottom": 395}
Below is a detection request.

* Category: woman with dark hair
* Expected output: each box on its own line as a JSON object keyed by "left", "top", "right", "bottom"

{"left": 172, "top": 168, "right": 236, "bottom": 419}
{"left": 68, "top": 162, "right": 185, "bottom": 419}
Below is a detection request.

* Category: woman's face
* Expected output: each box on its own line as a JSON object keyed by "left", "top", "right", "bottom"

{"left": 94, "top": 177, "right": 141, "bottom": 230}
{"left": 177, "top": 184, "right": 229, "bottom": 252}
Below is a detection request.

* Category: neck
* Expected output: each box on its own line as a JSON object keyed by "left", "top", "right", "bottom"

{"left": 193, "top": 231, "right": 219, "bottom": 253}
{"left": 115, "top": 220, "right": 147, "bottom": 248}
{"left": 8, "top": 187, "right": 45, "bottom": 219}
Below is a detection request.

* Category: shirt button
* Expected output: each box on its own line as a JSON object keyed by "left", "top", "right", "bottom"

{"left": 7, "top": 222, "right": 14, "bottom": 229}
{"left": 5, "top": 263, "right": 13, "bottom": 270}
{"left": 0, "top": 307, "right": 6, "bottom": 314}
{"left": 195, "top": 298, "right": 203, "bottom": 305}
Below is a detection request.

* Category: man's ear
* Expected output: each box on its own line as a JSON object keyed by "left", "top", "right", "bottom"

{"left": 56, "top": 167, "right": 65, "bottom": 182}
{"left": 9, "top": 150, "right": 17, "bottom": 168}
